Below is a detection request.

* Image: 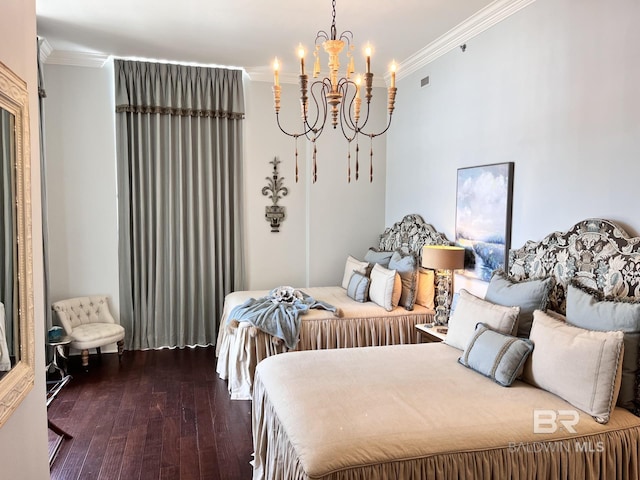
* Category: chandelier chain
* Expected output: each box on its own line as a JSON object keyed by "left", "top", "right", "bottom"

{"left": 331, "top": 0, "right": 337, "bottom": 40}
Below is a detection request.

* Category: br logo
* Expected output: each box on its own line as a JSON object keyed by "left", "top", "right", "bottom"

{"left": 533, "top": 409, "right": 579, "bottom": 434}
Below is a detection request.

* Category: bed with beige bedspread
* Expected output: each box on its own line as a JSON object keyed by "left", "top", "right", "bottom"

{"left": 254, "top": 343, "right": 640, "bottom": 480}
{"left": 216, "top": 286, "right": 433, "bottom": 400}
{"left": 216, "top": 215, "right": 450, "bottom": 400}
{"left": 251, "top": 219, "right": 640, "bottom": 479}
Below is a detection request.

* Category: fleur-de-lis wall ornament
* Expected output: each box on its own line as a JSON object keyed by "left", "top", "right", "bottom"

{"left": 262, "top": 157, "right": 288, "bottom": 232}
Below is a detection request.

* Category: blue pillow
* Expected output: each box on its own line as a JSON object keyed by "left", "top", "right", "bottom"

{"left": 346, "top": 271, "right": 370, "bottom": 303}
{"left": 458, "top": 323, "right": 534, "bottom": 387}
{"left": 484, "top": 271, "right": 553, "bottom": 338}
{"left": 364, "top": 248, "right": 394, "bottom": 268}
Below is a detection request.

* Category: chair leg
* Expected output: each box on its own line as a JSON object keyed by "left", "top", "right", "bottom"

{"left": 117, "top": 340, "right": 124, "bottom": 362}
{"left": 81, "top": 349, "right": 89, "bottom": 369}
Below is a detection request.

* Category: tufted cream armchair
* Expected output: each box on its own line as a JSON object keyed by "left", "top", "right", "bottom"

{"left": 52, "top": 296, "right": 125, "bottom": 369}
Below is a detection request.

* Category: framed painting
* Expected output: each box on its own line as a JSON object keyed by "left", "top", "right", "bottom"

{"left": 455, "top": 162, "right": 514, "bottom": 281}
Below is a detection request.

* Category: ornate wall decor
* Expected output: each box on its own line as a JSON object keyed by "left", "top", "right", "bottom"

{"left": 262, "top": 157, "right": 288, "bottom": 232}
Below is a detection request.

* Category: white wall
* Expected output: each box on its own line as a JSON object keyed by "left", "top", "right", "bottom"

{"left": 386, "top": 0, "right": 640, "bottom": 294}
{"left": 243, "top": 79, "right": 308, "bottom": 288}
{"left": 44, "top": 61, "right": 120, "bottom": 312}
{"left": 244, "top": 79, "right": 388, "bottom": 289}
{"left": 0, "top": 1, "right": 51, "bottom": 478}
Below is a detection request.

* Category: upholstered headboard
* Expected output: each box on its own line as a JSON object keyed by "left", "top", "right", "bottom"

{"left": 506, "top": 218, "right": 640, "bottom": 315}
{"left": 377, "top": 214, "right": 452, "bottom": 259}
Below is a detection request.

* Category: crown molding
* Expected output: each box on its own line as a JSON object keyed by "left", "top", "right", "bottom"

{"left": 398, "top": 0, "right": 537, "bottom": 81}
{"left": 42, "top": 49, "right": 110, "bottom": 68}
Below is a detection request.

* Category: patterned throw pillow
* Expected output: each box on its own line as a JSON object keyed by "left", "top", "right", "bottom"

{"left": 346, "top": 271, "right": 370, "bottom": 303}
{"left": 458, "top": 323, "right": 534, "bottom": 387}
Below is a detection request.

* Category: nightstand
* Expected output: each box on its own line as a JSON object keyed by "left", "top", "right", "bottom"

{"left": 415, "top": 323, "right": 448, "bottom": 343}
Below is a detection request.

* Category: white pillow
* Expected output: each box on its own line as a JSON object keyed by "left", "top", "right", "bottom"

{"left": 369, "top": 263, "right": 401, "bottom": 312}
{"left": 341, "top": 255, "right": 369, "bottom": 289}
{"left": 522, "top": 310, "right": 624, "bottom": 424}
{"left": 415, "top": 268, "right": 435, "bottom": 309}
{"left": 445, "top": 289, "right": 520, "bottom": 351}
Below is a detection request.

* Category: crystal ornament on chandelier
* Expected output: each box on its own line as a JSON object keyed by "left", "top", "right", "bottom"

{"left": 272, "top": 0, "right": 397, "bottom": 183}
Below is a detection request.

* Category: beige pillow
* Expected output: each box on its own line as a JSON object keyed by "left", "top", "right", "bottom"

{"left": 415, "top": 268, "right": 435, "bottom": 310}
{"left": 341, "top": 255, "right": 369, "bottom": 289}
{"left": 369, "top": 263, "right": 401, "bottom": 312}
{"left": 523, "top": 310, "right": 624, "bottom": 424}
{"left": 445, "top": 289, "right": 520, "bottom": 351}
{"left": 565, "top": 282, "right": 640, "bottom": 412}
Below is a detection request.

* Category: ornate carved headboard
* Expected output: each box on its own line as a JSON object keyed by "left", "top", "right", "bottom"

{"left": 506, "top": 218, "right": 640, "bottom": 315}
{"left": 377, "top": 214, "right": 453, "bottom": 258}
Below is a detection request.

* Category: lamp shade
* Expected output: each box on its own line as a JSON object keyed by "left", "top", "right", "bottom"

{"left": 421, "top": 245, "right": 465, "bottom": 271}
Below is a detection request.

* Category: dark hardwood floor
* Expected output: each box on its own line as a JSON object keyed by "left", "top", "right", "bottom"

{"left": 47, "top": 346, "right": 253, "bottom": 480}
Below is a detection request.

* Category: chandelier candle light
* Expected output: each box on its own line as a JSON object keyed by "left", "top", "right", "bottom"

{"left": 272, "top": 0, "right": 397, "bottom": 183}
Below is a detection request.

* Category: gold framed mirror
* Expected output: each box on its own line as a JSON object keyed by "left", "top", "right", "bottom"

{"left": 0, "top": 61, "right": 35, "bottom": 427}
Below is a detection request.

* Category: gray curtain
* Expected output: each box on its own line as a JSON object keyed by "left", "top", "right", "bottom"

{"left": 114, "top": 59, "right": 245, "bottom": 350}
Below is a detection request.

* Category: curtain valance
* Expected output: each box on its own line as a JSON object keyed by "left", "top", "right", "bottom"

{"left": 114, "top": 59, "right": 245, "bottom": 119}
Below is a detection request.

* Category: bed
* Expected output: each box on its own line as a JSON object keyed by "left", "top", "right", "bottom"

{"left": 252, "top": 219, "right": 640, "bottom": 479}
{"left": 215, "top": 214, "right": 451, "bottom": 400}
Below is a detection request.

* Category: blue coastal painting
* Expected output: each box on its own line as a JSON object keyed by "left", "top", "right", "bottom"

{"left": 455, "top": 163, "right": 514, "bottom": 281}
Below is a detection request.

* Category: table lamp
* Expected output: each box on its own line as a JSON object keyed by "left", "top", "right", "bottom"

{"left": 421, "top": 245, "right": 465, "bottom": 325}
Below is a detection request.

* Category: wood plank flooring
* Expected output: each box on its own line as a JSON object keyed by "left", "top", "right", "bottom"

{"left": 47, "top": 346, "right": 253, "bottom": 480}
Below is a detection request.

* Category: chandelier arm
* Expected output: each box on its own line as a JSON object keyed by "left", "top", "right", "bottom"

{"left": 357, "top": 113, "right": 395, "bottom": 138}
{"left": 304, "top": 79, "right": 327, "bottom": 139}
{"left": 337, "top": 79, "right": 353, "bottom": 129}
{"left": 337, "top": 81, "right": 358, "bottom": 141}
{"left": 338, "top": 30, "right": 354, "bottom": 44}
{"left": 276, "top": 113, "right": 314, "bottom": 138}
{"left": 305, "top": 79, "right": 331, "bottom": 141}
{"left": 356, "top": 82, "right": 397, "bottom": 138}
{"left": 339, "top": 110, "right": 357, "bottom": 141}
{"left": 316, "top": 30, "right": 330, "bottom": 43}
{"left": 353, "top": 98, "right": 371, "bottom": 134}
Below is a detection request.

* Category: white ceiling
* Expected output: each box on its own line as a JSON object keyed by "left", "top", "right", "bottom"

{"left": 36, "top": 0, "right": 499, "bottom": 77}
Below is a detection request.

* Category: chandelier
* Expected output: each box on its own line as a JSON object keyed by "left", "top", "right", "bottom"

{"left": 272, "top": 0, "right": 397, "bottom": 183}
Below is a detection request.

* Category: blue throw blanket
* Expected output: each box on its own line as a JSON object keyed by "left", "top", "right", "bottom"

{"left": 228, "top": 286, "right": 339, "bottom": 349}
